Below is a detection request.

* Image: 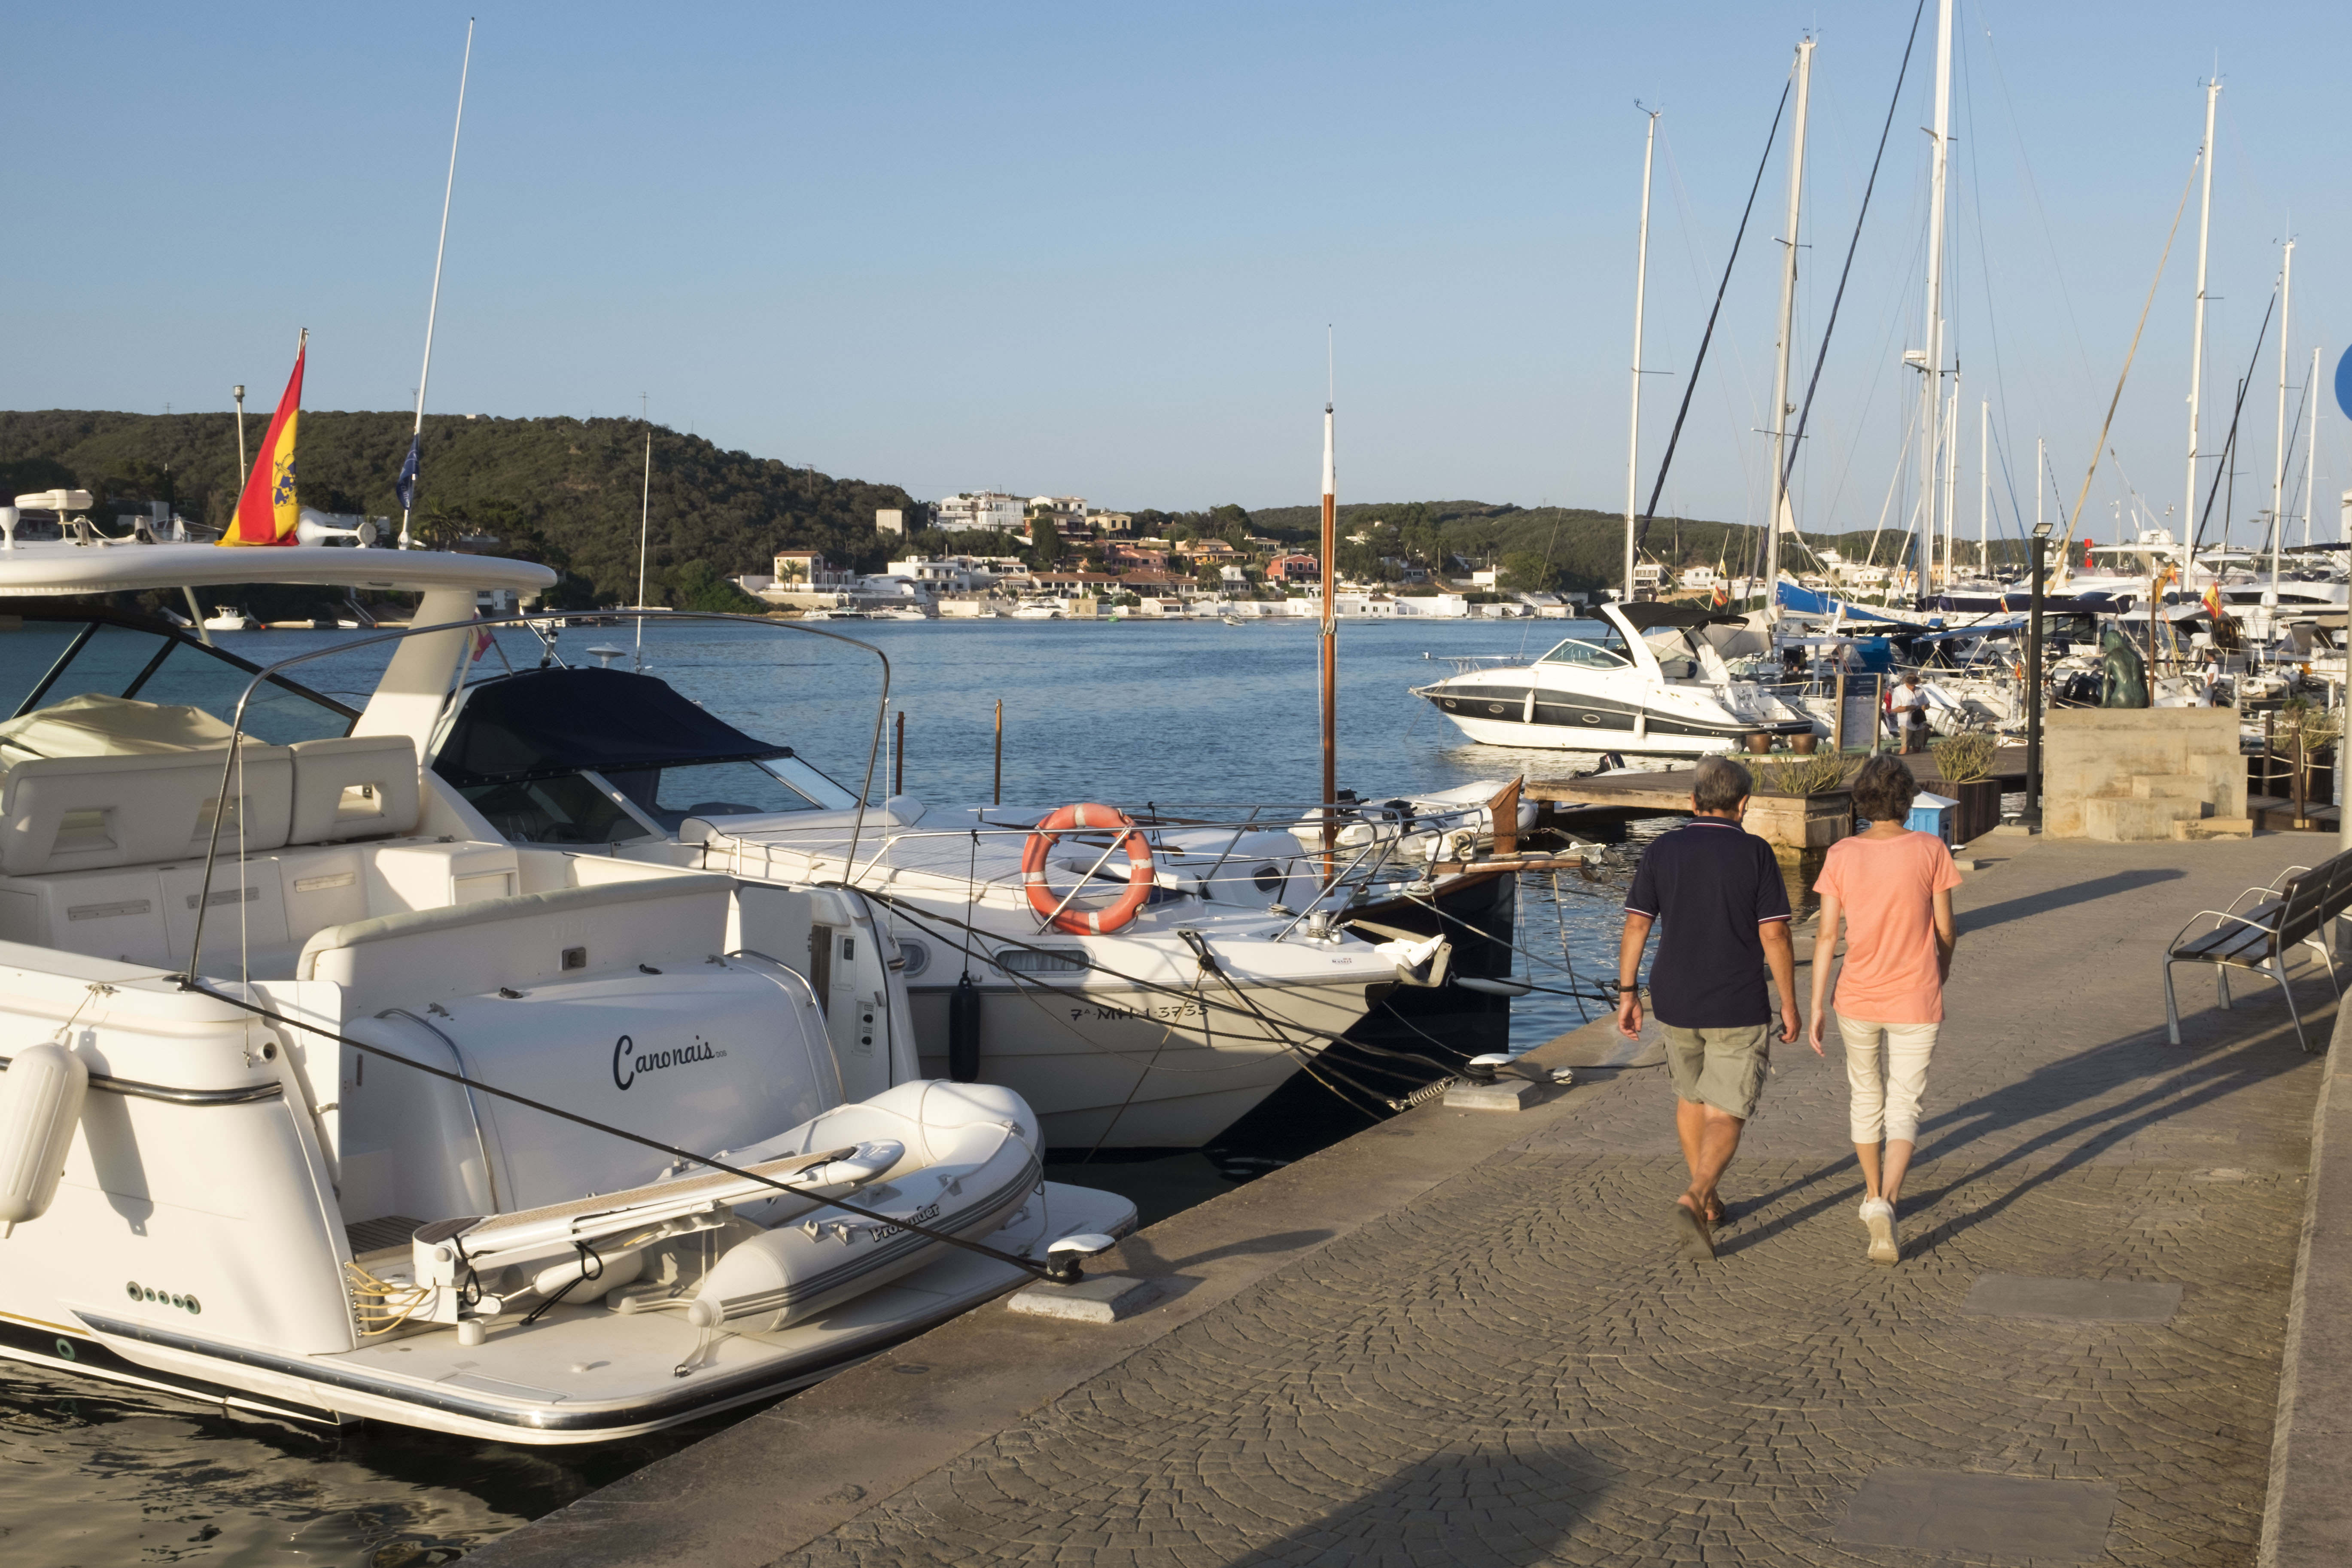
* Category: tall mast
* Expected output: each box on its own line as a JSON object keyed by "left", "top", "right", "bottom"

{"left": 2270, "top": 238, "right": 2293, "bottom": 607}
{"left": 1319, "top": 343, "right": 1338, "bottom": 874}
{"left": 2305, "top": 345, "right": 2321, "bottom": 548}
{"left": 1941, "top": 377, "right": 1960, "bottom": 590}
{"left": 1623, "top": 108, "right": 1659, "bottom": 602}
{"left": 633, "top": 426, "right": 652, "bottom": 671}
{"left": 1765, "top": 37, "right": 1815, "bottom": 614}
{"left": 2184, "top": 79, "right": 2219, "bottom": 542}
{"left": 1915, "top": 0, "right": 1953, "bottom": 605}
{"left": 398, "top": 17, "right": 475, "bottom": 551}
{"left": 1978, "top": 398, "right": 1989, "bottom": 573}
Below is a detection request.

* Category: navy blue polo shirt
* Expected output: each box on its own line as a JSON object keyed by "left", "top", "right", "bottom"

{"left": 1625, "top": 817, "right": 1792, "bottom": 1027}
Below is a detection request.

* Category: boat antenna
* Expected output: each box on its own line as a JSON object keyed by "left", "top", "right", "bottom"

{"left": 1319, "top": 331, "right": 1338, "bottom": 883}
{"left": 397, "top": 17, "right": 474, "bottom": 551}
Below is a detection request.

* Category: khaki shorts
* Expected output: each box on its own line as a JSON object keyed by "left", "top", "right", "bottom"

{"left": 1663, "top": 1023, "right": 1772, "bottom": 1120}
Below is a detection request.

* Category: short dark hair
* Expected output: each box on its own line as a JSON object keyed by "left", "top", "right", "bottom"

{"left": 1691, "top": 755, "right": 1752, "bottom": 813}
{"left": 1850, "top": 752, "right": 1918, "bottom": 823}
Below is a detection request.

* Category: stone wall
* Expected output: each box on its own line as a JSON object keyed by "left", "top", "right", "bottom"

{"left": 2044, "top": 708, "right": 2248, "bottom": 840}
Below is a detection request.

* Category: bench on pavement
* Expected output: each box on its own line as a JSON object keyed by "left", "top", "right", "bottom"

{"left": 2163, "top": 850, "right": 2352, "bottom": 1053}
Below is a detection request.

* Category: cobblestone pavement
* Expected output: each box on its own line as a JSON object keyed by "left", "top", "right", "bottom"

{"left": 784, "top": 836, "right": 2329, "bottom": 1567}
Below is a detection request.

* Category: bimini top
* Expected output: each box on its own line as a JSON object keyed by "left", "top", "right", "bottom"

{"left": 0, "top": 540, "right": 556, "bottom": 597}
{"left": 1610, "top": 601, "right": 1750, "bottom": 633}
{"left": 435, "top": 666, "right": 791, "bottom": 787}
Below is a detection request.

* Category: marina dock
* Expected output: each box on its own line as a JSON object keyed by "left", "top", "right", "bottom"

{"left": 474, "top": 829, "right": 2349, "bottom": 1567}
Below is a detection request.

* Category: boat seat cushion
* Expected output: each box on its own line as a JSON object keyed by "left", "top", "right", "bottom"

{"left": 0, "top": 746, "right": 292, "bottom": 876}
{"left": 296, "top": 871, "right": 736, "bottom": 1008}
{"left": 289, "top": 735, "right": 420, "bottom": 843}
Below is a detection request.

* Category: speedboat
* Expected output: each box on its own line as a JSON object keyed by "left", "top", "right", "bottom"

{"left": 0, "top": 537, "right": 1129, "bottom": 1442}
{"left": 1008, "top": 600, "right": 1062, "bottom": 621}
{"left": 426, "top": 659, "right": 1446, "bottom": 1150}
{"left": 201, "top": 606, "right": 257, "bottom": 630}
{"left": 1412, "top": 603, "right": 1815, "bottom": 755}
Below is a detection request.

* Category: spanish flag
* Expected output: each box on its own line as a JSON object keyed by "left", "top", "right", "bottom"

{"left": 2202, "top": 581, "right": 2225, "bottom": 621}
{"left": 222, "top": 332, "right": 305, "bottom": 546}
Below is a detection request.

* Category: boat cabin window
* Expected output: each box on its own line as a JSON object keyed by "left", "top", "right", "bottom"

{"left": 0, "top": 616, "right": 356, "bottom": 746}
{"left": 605, "top": 758, "right": 853, "bottom": 831}
{"left": 1536, "top": 626, "right": 1631, "bottom": 669}
{"left": 457, "top": 757, "right": 858, "bottom": 843}
{"left": 1639, "top": 627, "right": 1701, "bottom": 680}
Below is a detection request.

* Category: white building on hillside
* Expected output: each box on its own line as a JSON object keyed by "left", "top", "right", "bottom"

{"left": 887, "top": 556, "right": 1004, "bottom": 594}
{"left": 935, "top": 492, "right": 1025, "bottom": 534}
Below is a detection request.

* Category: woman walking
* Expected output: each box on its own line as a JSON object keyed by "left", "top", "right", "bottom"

{"left": 1807, "top": 753, "right": 1960, "bottom": 1264}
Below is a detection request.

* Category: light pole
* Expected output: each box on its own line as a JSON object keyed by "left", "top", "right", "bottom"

{"left": 232, "top": 384, "right": 247, "bottom": 483}
{"left": 2025, "top": 516, "right": 2052, "bottom": 828}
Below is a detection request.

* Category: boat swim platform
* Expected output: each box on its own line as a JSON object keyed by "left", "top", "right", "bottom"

{"left": 473, "top": 829, "right": 2345, "bottom": 1568}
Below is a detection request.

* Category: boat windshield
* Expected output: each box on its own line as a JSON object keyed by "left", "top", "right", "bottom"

{"left": 0, "top": 612, "right": 358, "bottom": 745}
{"left": 1536, "top": 624, "right": 1631, "bottom": 669}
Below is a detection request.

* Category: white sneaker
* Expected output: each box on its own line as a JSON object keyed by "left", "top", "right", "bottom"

{"left": 1859, "top": 1197, "right": 1898, "bottom": 1264}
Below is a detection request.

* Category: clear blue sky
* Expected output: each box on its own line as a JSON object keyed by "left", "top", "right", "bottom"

{"left": 6, "top": 2, "right": 2346, "bottom": 551}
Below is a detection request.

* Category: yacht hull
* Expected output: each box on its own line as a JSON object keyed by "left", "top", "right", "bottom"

{"left": 1425, "top": 701, "right": 1810, "bottom": 756}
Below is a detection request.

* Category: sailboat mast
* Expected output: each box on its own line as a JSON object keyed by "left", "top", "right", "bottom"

{"left": 1941, "top": 377, "right": 1960, "bottom": 590}
{"left": 1913, "top": 0, "right": 1953, "bottom": 606}
{"left": 633, "top": 428, "right": 652, "bottom": 671}
{"left": 2184, "top": 80, "right": 2219, "bottom": 543}
{"left": 1765, "top": 38, "right": 1814, "bottom": 615}
{"left": 2304, "top": 346, "right": 2321, "bottom": 548}
{"left": 398, "top": 18, "right": 474, "bottom": 551}
{"left": 1319, "top": 375, "right": 1338, "bottom": 874}
{"left": 1978, "top": 399, "right": 1989, "bottom": 573}
{"left": 1623, "top": 109, "right": 1659, "bottom": 603}
{"left": 2270, "top": 239, "right": 2293, "bottom": 606}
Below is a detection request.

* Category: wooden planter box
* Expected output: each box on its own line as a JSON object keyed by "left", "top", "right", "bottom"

{"left": 1946, "top": 777, "right": 2003, "bottom": 844}
{"left": 1747, "top": 788, "right": 1856, "bottom": 849}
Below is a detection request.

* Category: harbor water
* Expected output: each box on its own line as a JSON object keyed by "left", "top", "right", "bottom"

{"left": 1, "top": 613, "right": 1653, "bottom": 1566}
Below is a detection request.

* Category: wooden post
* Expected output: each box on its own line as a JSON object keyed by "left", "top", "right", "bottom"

{"left": 2146, "top": 572, "right": 2159, "bottom": 697}
{"left": 893, "top": 709, "right": 906, "bottom": 797}
{"left": 1488, "top": 777, "right": 1521, "bottom": 856}
{"left": 2294, "top": 727, "right": 2308, "bottom": 829}
{"left": 992, "top": 699, "right": 1003, "bottom": 806}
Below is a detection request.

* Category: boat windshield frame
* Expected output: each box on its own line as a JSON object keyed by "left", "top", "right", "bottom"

{"left": 1535, "top": 625, "right": 1633, "bottom": 670}
{"left": 1, "top": 605, "right": 363, "bottom": 737}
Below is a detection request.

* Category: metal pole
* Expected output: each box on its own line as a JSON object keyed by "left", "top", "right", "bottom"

{"left": 2270, "top": 239, "right": 2293, "bottom": 620}
{"left": 1941, "top": 378, "right": 1960, "bottom": 592}
{"left": 1765, "top": 39, "right": 1815, "bottom": 616}
{"left": 1978, "top": 399, "right": 1989, "bottom": 573}
{"left": 2305, "top": 346, "right": 2321, "bottom": 549}
{"left": 893, "top": 709, "right": 906, "bottom": 797}
{"left": 1623, "top": 109, "right": 1658, "bottom": 603}
{"left": 633, "top": 428, "right": 652, "bottom": 671}
{"left": 2184, "top": 80, "right": 2219, "bottom": 542}
{"left": 2026, "top": 527, "right": 2048, "bottom": 826}
{"left": 233, "top": 384, "right": 247, "bottom": 486}
{"left": 399, "top": 17, "right": 474, "bottom": 551}
{"left": 1320, "top": 383, "right": 1339, "bottom": 883}
{"left": 993, "top": 699, "right": 1003, "bottom": 806}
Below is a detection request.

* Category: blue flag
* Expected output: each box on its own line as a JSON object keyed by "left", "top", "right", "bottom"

{"left": 394, "top": 434, "right": 421, "bottom": 512}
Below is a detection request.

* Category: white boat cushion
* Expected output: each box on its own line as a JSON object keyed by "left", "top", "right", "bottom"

{"left": 288, "top": 735, "right": 421, "bottom": 843}
{"left": 0, "top": 746, "right": 292, "bottom": 876}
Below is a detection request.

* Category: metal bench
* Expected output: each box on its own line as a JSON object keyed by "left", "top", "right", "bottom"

{"left": 2163, "top": 851, "right": 2352, "bottom": 1053}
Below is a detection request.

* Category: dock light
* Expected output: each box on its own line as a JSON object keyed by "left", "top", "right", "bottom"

{"left": 1044, "top": 1233, "right": 1119, "bottom": 1285}
{"left": 2026, "top": 517, "right": 2052, "bottom": 828}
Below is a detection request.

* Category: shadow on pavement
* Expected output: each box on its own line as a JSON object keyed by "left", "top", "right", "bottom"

{"left": 1221, "top": 1444, "right": 1604, "bottom": 1568}
{"left": 1954, "top": 867, "right": 2189, "bottom": 935}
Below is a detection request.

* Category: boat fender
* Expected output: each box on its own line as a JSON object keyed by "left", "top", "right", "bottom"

{"left": 0, "top": 1041, "right": 89, "bottom": 1236}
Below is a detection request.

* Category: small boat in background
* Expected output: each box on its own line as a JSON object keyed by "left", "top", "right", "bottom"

{"left": 201, "top": 606, "right": 257, "bottom": 630}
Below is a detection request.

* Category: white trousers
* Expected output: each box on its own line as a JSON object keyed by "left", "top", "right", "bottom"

{"left": 1837, "top": 1016, "right": 1939, "bottom": 1145}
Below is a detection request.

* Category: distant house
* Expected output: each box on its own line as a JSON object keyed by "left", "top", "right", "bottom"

{"left": 875, "top": 508, "right": 905, "bottom": 536}
{"left": 1107, "top": 544, "right": 1169, "bottom": 571}
{"left": 935, "top": 492, "right": 1025, "bottom": 534}
{"left": 1086, "top": 509, "right": 1135, "bottom": 536}
{"left": 774, "top": 550, "right": 855, "bottom": 589}
{"left": 1268, "top": 553, "right": 1320, "bottom": 584}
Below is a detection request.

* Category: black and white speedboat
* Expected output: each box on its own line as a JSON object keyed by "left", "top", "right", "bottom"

{"left": 1412, "top": 603, "right": 1814, "bottom": 756}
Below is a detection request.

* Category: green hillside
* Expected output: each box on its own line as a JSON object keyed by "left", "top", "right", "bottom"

{"left": 0, "top": 410, "right": 918, "bottom": 609}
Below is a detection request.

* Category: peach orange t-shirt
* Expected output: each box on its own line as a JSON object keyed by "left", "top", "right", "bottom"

{"left": 1813, "top": 830, "right": 1963, "bottom": 1024}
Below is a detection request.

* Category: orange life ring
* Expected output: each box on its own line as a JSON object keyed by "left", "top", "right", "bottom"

{"left": 1022, "top": 803, "right": 1156, "bottom": 934}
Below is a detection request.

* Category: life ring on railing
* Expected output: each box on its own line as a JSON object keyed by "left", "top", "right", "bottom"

{"left": 1022, "top": 803, "right": 1155, "bottom": 935}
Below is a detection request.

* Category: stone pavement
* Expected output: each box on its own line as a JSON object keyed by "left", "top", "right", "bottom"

{"left": 478, "top": 832, "right": 2333, "bottom": 1568}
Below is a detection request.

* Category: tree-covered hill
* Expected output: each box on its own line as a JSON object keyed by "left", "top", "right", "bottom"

{"left": 0, "top": 410, "right": 919, "bottom": 608}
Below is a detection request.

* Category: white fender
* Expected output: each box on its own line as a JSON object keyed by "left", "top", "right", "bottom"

{"left": 0, "top": 1041, "right": 89, "bottom": 1236}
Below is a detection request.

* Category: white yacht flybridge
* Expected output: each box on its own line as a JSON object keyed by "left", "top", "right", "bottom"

{"left": 1412, "top": 602, "right": 1816, "bottom": 755}
{"left": 0, "top": 535, "right": 1129, "bottom": 1441}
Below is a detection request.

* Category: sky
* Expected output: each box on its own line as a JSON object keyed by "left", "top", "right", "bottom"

{"left": 6, "top": 2, "right": 2349, "bottom": 552}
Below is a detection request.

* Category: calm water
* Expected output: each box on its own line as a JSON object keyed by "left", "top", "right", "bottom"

{"left": 1, "top": 613, "right": 1645, "bottom": 1566}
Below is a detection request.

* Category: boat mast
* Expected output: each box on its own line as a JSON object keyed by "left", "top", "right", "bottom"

{"left": 1623, "top": 107, "right": 1659, "bottom": 603}
{"left": 2184, "top": 79, "right": 2219, "bottom": 553}
{"left": 1319, "top": 338, "right": 1338, "bottom": 876}
{"left": 1978, "top": 398, "right": 1989, "bottom": 574}
{"left": 2270, "top": 238, "right": 2293, "bottom": 612}
{"left": 2304, "top": 345, "right": 2321, "bottom": 547}
{"left": 1915, "top": 0, "right": 1953, "bottom": 607}
{"left": 1765, "top": 38, "right": 1814, "bottom": 617}
{"left": 634, "top": 426, "right": 652, "bottom": 671}
{"left": 1941, "top": 375, "right": 1960, "bottom": 590}
{"left": 398, "top": 18, "right": 475, "bottom": 551}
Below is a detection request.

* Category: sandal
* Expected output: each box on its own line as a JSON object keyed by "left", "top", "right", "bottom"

{"left": 1671, "top": 1199, "right": 1715, "bottom": 1261}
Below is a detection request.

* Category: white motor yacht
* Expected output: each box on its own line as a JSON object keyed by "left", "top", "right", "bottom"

{"left": 426, "top": 659, "right": 1443, "bottom": 1150}
{"left": 0, "top": 539, "right": 1129, "bottom": 1442}
{"left": 1008, "top": 600, "right": 1063, "bottom": 620}
{"left": 1413, "top": 603, "right": 1815, "bottom": 755}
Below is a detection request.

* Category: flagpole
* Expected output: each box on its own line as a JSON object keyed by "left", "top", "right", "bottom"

{"left": 399, "top": 17, "right": 475, "bottom": 550}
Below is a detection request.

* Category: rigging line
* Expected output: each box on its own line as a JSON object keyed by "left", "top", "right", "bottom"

{"left": 2054, "top": 147, "right": 2200, "bottom": 563}
{"left": 1777, "top": 0, "right": 1927, "bottom": 507}
{"left": 179, "top": 980, "right": 1062, "bottom": 1281}
{"left": 2188, "top": 288, "right": 2278, "bottom": 560}
{"left": 1634, "top": 79, "right": 1790, "bottom": 558}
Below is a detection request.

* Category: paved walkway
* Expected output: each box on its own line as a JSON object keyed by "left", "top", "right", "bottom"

{"left": 483, "top": 832, "right": 2333, "bottom": 1568}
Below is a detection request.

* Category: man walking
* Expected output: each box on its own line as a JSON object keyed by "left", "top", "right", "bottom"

{"left": 1616, "top": 756, "right": 1799, "bottom": 1260}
